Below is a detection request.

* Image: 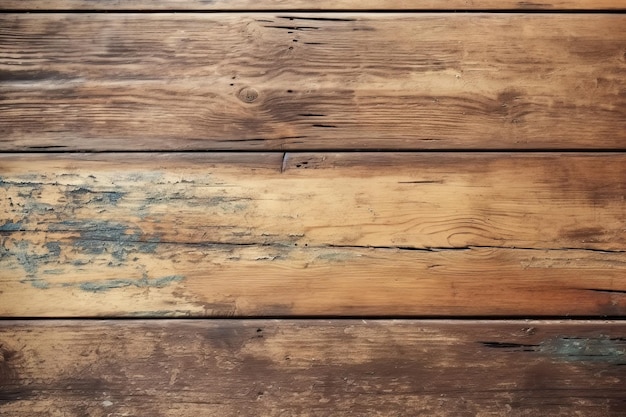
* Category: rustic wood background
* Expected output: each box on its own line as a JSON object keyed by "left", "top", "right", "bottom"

{"left": 1, "top": 1, "right": 626, "bottom": 415}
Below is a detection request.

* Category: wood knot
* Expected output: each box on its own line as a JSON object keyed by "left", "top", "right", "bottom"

{"left": 238, "top": 87, "right": 259, "bottom": 103}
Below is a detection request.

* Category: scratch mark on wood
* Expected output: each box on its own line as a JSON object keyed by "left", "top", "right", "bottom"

{"left": 263, "top": 25, "right": 320, "bottom": 31}
{"left": 480, "top": 342, "right": 540, "bottom": 349}
{"left": 277, "top": 16, "right": 357, "bottom": 22}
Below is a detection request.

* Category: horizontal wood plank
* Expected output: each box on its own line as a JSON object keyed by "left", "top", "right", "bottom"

{"left": 2, "top": 14, "right": 626, "bottom": 150}
{"left": 3, "top": 0, "right": 626, "bottom": 10}
{"left": 1, "top": 320, "right": 626, "bottom": 416}
{"left": 1, "top": 153, "right": 625, "bottom": 317}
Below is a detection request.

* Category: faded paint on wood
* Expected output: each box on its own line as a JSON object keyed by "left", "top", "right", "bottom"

{"left": 1, "top": 153, "right": 625, "bottom": 317}
{"left": 2, "top": 14, "right": 626, "bottom": 150}
{"left": 2, "top": 238, "right": 626, "bottom": 317}
{"left": 3, "top": 0, "right": 626, "bottom": 10}
{"left": 1, "top": 320, "right": 625, "bottom": 416}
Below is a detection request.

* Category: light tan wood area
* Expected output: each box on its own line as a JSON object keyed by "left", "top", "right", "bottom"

{"left": 1, "top": 320, "right": 625, "bottom": 416}
{"left": 3, "top": 0, "right": 626, "bottom": 10}
{"left": 1, "top": 153, "right": 624, "bottom": 317}
{"left": 2, "top": 14, "right": 626, "bottom": 150}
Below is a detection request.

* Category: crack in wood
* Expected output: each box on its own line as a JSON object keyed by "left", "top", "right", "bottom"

{"left": 585, "top": 288, "right": 626, "bottom": 295}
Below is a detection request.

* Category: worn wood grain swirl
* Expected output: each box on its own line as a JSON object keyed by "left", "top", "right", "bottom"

{"left": 1, "top": 153, "right": 625, "bottom": 317}
{"left": 3, "top": 0, "right": 626, "bottom": 10}
{"left": 2, "top": 14, "right": 626, "bottom": 150}
{"left": 1, "top": 320, "right": 626, "bottom": 416}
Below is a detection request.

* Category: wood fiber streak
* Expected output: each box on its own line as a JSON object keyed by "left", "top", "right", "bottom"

{"left": 3, "top": 0, "right": 626, "bottom": 10}
{"left": 1, "top": 320, "right": 626, "bottom": 416}
{"left": 1, "top": 153, "right": 625, "bottom": 317}
{"left": 2, "top": 14, "right": 626, "bottom": 150}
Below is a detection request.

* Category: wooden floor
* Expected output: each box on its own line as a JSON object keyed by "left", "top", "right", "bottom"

{"left": 1, "top": 1, "right": 626, "bottom": 415}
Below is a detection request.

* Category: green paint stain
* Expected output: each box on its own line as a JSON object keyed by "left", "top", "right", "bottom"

{"left": 20, "top": 278, "right": 50, "bottom": 289}
{"left": 540, "top": 337, "right": 626, "bottom": 364}
{"left": 78, "top": 274, "right": 185, "bottom": 293}
{"left": 0, "top": 220, "right": 22, "bottom": 231}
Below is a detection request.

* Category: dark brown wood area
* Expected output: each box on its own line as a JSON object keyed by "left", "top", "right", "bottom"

{"left": 1, "top": 1, "right": 625, "bottom": 415}
{"left": 2, "top": 320, "right": 626, "bottom": 416}
{"left": 1, "top": 14, "right": 626, "bottom": 150}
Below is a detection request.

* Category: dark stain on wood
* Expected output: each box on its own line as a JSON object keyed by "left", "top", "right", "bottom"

{"left": 1, "top": 321, "right": 626, "bottom": 415}
{"left": 0, "top": 343, "right": 23, "bottom": 403}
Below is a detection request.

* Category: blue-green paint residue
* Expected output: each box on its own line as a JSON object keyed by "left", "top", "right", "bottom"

{"left": 0, "top": 177, "right": 43, "bottom": 189}
{"left": 541, "top": 337, "right": 626, "bottom": 364}
{"left": 14, "top": 241, "right": 42, "bottom": 276}
{"left": 20, "top": 278, "right": 50, "bottom": 289}
{"left": 49, "top": 220, "right": 160, "bottom": 262}
{"left": 9, "top": 219, "right": 163, "bottom": 290}
{"left": 45, "top": 241, "right": 61, "bottom": 257}
{"left": 0, "top": 220, "right": 22, "bottom": 231}
{"left": 78, "top": 274, "right": 185, "bottom": 293}
{"left": 11, "top": 240, "right": 64, "bottom": 287}
{"left": 68, "top": 187, "right": 125, "bottom": 205}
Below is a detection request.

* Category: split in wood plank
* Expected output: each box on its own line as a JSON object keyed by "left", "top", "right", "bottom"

{"left": 1, "top": 320, "right": 626, "bottom": 416}
{"left": 1, "top": 153, "right": 625, "bottom": 317}
{"left": 2, "top": 14, "right": 626, "bottom": 150}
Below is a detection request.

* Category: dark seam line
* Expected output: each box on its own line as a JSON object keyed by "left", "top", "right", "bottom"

{"left": 0, "top": 315, "right": 625, "bottom": 321}
{"left": 2, "top": 149, "right": 626, "bottom": 154}
{"left": 1, "top": 9, "right": 626, "bottom": 14}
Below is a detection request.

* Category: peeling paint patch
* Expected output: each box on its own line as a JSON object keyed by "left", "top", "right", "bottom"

{"left": 14, "top": 241, "right": 42, "bottom": 276}
{"left": 11, "top": 239, "right": 63, "bottom": 283}
{"left": 45, "top": 242, "right": 61, "bottom": 257}
{"left": 68, "top": 187, "right": 125, "bottom": 205}
{"left": 78, "top": 274, "right": 185, "bottom": 293}
{"left": 49, "top": 220, "right": 159, "bottom": 261}
{"left": 20, "top": 278, "right": 50, "bottom": 289}
{"left": 481, "top": 336, "right": 626, "bottom": 364}
{"left": 0, "top": 221, "right": 22, "bottom": 232}
{"left": 541, "top": 336, "right": 626, "bottom": 364}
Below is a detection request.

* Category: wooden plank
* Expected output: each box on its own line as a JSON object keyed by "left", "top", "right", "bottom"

{"left": 3, "top": 0, "right": 626, "bottom": 10}
{"left": 2, "top": 14, "right": 626, "bottom": 151}
{"left": 1, "top": 320, "right": 625, "bottom": 416}
{"left": 1, "top": 152, "right": 625, "bottom": 317}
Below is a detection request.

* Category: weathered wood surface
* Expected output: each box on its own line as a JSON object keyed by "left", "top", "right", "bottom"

{"left": 2, "top": 14, "right": 626, "bottom": 151}
{"left": 1, "top": 153, "right": 625, "bottom": 317}
{"left": 3, "top": 0, "right": 626, "bottom": 10}
{"left": 1, "top": 320, "right": 625, "bottom": 416}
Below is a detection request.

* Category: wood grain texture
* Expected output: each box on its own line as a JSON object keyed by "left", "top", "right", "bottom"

{"left": 1, "top": 152, "right": 625, "bottom": 317}
{"left": 1, "top": 320, "right": 626, "bottom": 416}
{"left": 2, "top": 14, "right": 626, "bottom": 150}
{"left": 3, "top": 0, "right": 626, "bottom": 10}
